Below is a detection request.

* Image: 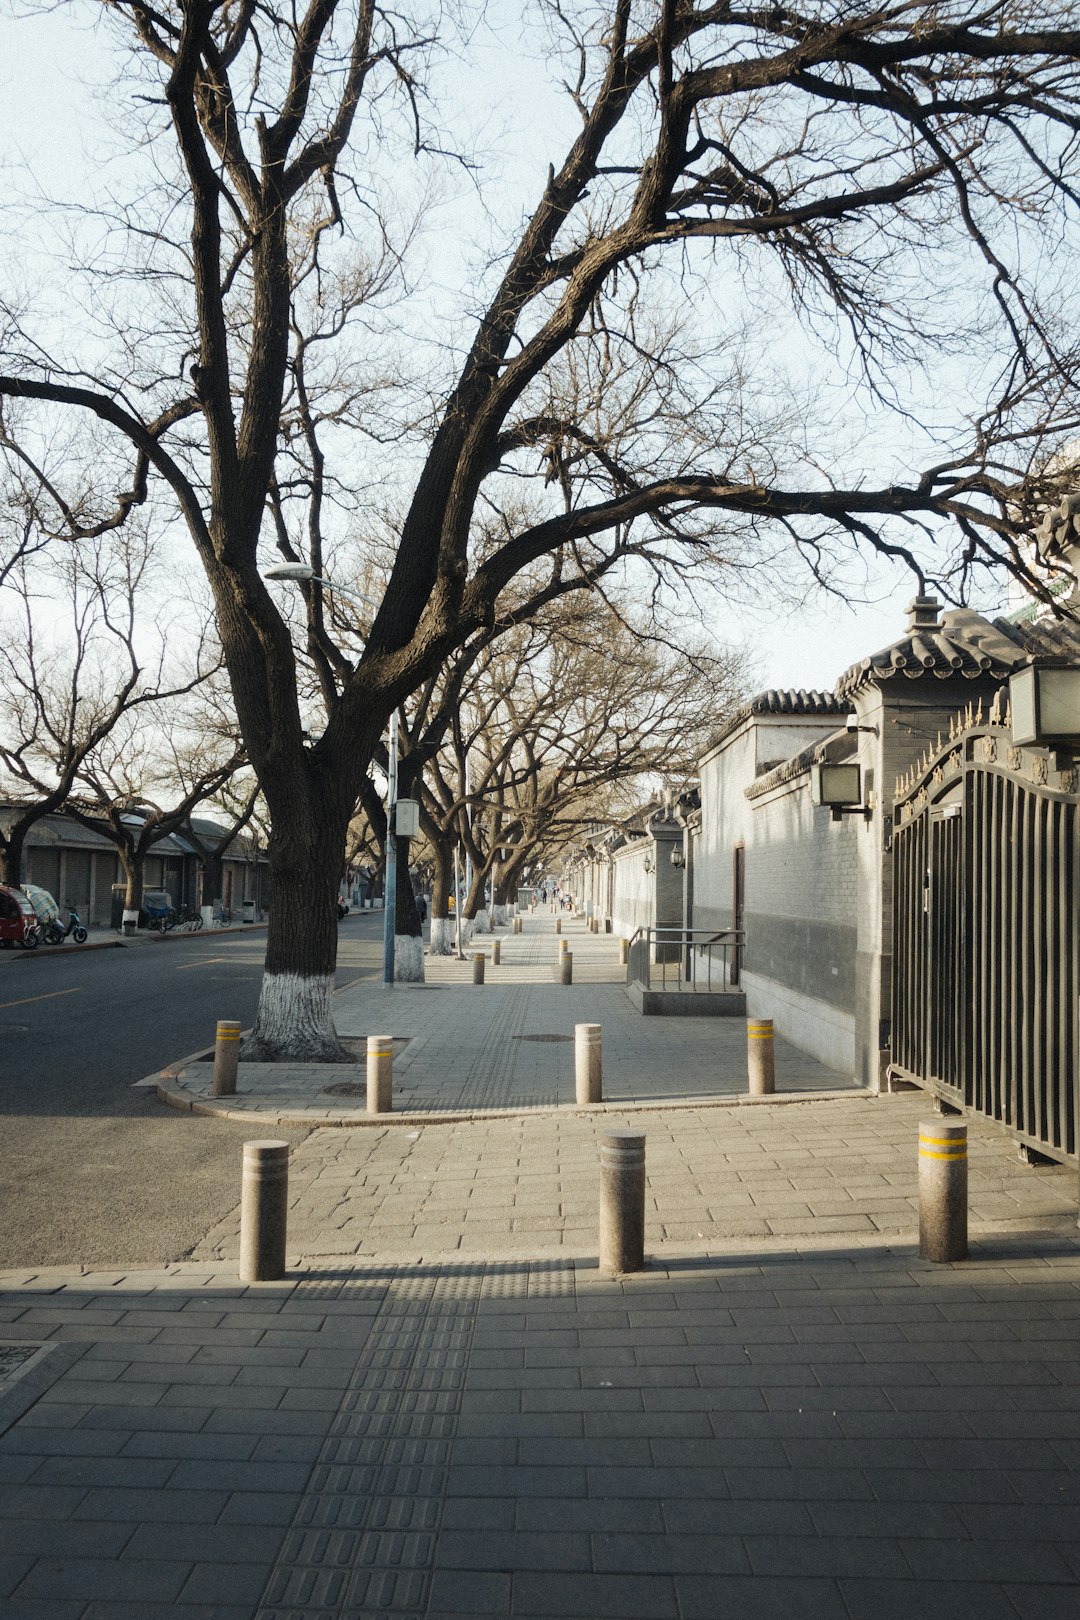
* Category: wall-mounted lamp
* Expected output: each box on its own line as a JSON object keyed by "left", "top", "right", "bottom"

{"left": 671, "top": 845, "right": 686, "bottom": 870}
{"left": 811, "top": 762, "right": 871, "bottom": 823}
{"left": 1009, "top": 662, "right": 1080, "bottom": 748}
{"left": 643, "top": 854, "right": 654, "bottom": 874}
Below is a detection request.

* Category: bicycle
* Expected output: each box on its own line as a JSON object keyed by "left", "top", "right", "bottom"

{"left": 176, "top": 906, "right": 204, "bottom": 931}
{"left": 212, "top": 903, "right": 232, "bottom": 928}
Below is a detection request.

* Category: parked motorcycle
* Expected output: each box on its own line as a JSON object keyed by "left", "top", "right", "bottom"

{"left": 45, "top": 905, "right": 88, "bottom": 946}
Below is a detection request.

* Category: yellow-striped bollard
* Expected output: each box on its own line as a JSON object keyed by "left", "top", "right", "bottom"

{"left": 555, "top": 917, "right": 562, "bottom": 935}
{"left": 559, "top": 951, "right": 573, "bottom": 985}
{"left": 919, "top": 1119, "right": 967, "bottom": 1262}
{"left": 213, "top": 1020, "right": 241, "bottom": 1096}
{"left": 747, "top": 1018, "right": 775, "bottom": 1095}
{"left": 491, "top": 939, "right": 501, "bottom": 966}
{"left": 366, "top": 1034, "right": 393, "bottom": 1114}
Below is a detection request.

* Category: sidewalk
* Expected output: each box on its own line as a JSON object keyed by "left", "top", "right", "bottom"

{"left": 2, "top": 913, "right": 1079, "bottom": 1619}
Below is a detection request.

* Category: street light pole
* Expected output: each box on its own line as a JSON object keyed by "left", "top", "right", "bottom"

{"left": 382, "top": 706, "right": 399, "bottom": 987}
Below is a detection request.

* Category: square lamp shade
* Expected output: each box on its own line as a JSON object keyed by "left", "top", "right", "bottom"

{"left": 811, "top": 762, "right": 862, "bottom": 808}
{"left": 393, "top": 797, "right": 420, "bottom": 838}
{"left": 1009, "top": 664, "right": 1080, "bottom": 747}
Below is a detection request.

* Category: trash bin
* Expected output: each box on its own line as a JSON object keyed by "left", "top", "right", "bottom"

{"left": 242, "top": 900, "right": 255, "bottom": 923}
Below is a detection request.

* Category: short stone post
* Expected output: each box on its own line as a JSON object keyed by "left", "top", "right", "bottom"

{"left": 366, "top": 1035, "right": 393, "bottom": 1114}
{"left": 213, "top": 1020, "right": 241, "bottom": 1097}
{"left": 491, "top": 939, "right": 501, "bottom": 965}
{"left": 513, "top": 916, "right": 522, "bottom": 934}
{"left": 599, "top": 1129, "right": 645, "bottom": 1274}
{"left": 918, "top": 1119, "right": 968, "bottom": 1262}
{"left": 747, "top": 1018, "right": 775, "bottom": 1095}
{"left": 472, "top": 952, "right": 486, "bottom": 985}
{"left": 619, "top": 938, "right": 629, "bottom": 967}
{"left": 555, "top": 917, "right": 562, "bottom": 935}
{"left": 559, "top": 951, "right": 573, "bottom": 985}
{"left": 239, "top": 1140, "right": 289, "bottom": 1282}
{"left": 575, "top": 1022, "right": 602, "bottom": 1104}
{"left": 560, "top": 938, "right": 570, "bottom": 954}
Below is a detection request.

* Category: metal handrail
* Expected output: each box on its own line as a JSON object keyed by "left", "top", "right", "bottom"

{"left": 626, "top": 926, "right": 743, "bottom": 991}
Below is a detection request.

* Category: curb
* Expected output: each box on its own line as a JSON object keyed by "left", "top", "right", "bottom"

{"left": 153, "top": 1069, "right": 874, "bottom": 1129}
{"left": 13, "top": 922, "right": 269, "bottom": 961}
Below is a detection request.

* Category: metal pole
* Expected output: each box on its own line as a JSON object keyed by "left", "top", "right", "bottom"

{"left": 454, "top": 842, "right": 463, "bottom": 958}
{"left": 382, "top": 708, "right": 399, "bottom": 987}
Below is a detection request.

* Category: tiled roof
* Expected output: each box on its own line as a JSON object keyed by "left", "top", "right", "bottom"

{"left": 745, "top": 689, "right": 849, "bottom": 717}
{"left": 993, "top": 609, "right": 1080, "bottom": 661}
{"left": 835, "top": 603, "right": 1027, "bottom": 699}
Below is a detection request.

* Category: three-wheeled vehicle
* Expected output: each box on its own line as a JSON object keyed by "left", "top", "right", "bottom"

{"left": 21, "top": 883, "right": 61, "bottom": 941}
{"left": 0, "top": 884, "right": 40, "bottom": 948}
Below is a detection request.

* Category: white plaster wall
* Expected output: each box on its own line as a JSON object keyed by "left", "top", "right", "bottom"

{"left": 610, "top": 846, "right": 654, "bottom": 941}
{"left": 742, "top": 971, "right": 856, "bottom": 1077}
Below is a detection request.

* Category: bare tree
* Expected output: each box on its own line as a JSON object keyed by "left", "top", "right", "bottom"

{"left": 4, "top": 4, "right": 1080, "bottom": 1054}
{"left": 0, "top": 514, "right": 219, "bottom": 886}
{"left": 418, "top": 595, "right": 747, "bottom": 947}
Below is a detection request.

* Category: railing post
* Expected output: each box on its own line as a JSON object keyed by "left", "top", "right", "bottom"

{"left": 919, "top": 1119, "right": 968, "bottom": 1261}
{"left": 239, "top": 1140, "right": 289, "bottom": 1282}
{"left": 747, "top": 1019, "right": 775, "bottom": 1095}
{"left": 599, "top": 1129, "right": 645, "bottom": 1274}
{"left": 575, "top": 1022, "right": 602, "bottom": 1104}
{"left": 213, "top": 1020, "right": 241, "bottom": 1097}
{"left": 366, "top": 1035, "right": 393, "bottom": 1114}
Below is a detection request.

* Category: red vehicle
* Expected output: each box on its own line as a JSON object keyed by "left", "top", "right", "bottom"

{"left": 0, "top": 885, "right": 39, "bottom": 949}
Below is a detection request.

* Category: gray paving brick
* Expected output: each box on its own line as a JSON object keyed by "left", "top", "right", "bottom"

{"left": 511, "top": 1570, "right": 679, "bottom": 1617}
{"left": 676, "top": 1574, "right": 848, "bottom": 1619}
{"left": 429, "top": 1568, "right": 512, "bottom": 1613}
{"left": 16, "top": 1556, "right": 192, "bottom": 1602}
{"left": 438, "top": 1529, "right": 590, "bottom": 1569}
{"left": 840, "top": 1579, "right": 1029, "bottom": 1620}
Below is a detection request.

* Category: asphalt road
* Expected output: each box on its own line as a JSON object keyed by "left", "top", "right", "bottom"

{"left": 0, "top": 912, "right": 385, "bottom": 1269}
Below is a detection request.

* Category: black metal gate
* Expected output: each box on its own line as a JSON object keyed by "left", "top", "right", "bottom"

{"left": 892, "top": 712, "right": 1080, "bottom": 1162}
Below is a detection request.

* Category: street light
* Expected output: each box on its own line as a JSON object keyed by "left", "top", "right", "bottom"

{"left": 262, "top": 562, "right": 401, "bottom": 987}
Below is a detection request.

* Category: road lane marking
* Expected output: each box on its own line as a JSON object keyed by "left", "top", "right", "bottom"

{"left": 175, "top": 958, "right": 230, "bottom": 970}
{"left": 0, "top": 987, "right": 82, "bottom": 1012}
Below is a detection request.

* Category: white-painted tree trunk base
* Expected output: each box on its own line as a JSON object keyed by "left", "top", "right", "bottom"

{"left": 200, "top": 905, "right": 214, "bottom": 928}
{"left": 243, "top": 970, "right": 352, "bottom": 1062}
{"left": 459, "top": 919, "right": 475, "bottom": 949}
{"left": 493, "top": 905, "right": 508, "bottom": 927}
{"left": 474, "top": 908, "right": 490, "bottom": 934}
{"left": 428, "top": 918, "right": 456, "bottom": 955}
{"left": 395, "top": 934, "right": 425, "bottom": 981}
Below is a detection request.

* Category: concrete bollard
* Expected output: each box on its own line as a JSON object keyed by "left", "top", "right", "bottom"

{"left": 555, "top": 917, "right": 562, "bottom": 935}
{"left": 919, "top": 1119, "right": 968, "bottom": 1262}
{"left": 575, "top": 1022, "right": 602, "bottom": 1105}
{"left": 619, "top": 938, "right": 629, "bottom": 966}
{"left": 560, "top": 938, "right": 570, "bottom": 954}
{"left": 366, "top": 1034, "right": 393, "bottom": 1114}
{"left": 513, "top": 916, "right": 522, "bottom": 934}
{"left": 239, "top": 1140, "right": 290, "bottom": 1282}
{"left": 472, "top": 952, "right": 486, "bottom": 985}
{"left": 747, "top": 1018, "right": 775, "bottom": 1096}
{"left": 599, "top": 1129, "right": 645, "bottom": 1274}
{"left": 213, "top": 1020, "right": 241, "bottom": 1096}
{"left": 491, "top": 940, "right": 501, "bottom": 965}
{"left": 559, "top": 951, "right": 573, "bottom": 985}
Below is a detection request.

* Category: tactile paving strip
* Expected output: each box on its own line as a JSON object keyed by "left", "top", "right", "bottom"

{"left": 255, "top": 1260, "right": 574, "bottom": 1619}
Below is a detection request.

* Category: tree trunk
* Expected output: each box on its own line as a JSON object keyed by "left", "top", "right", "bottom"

{"left": 0, "top": 824, "right": 27, "bottom": 887}
{"left": 428, "top": 833, "right": 456, "bottom": 956}
{"left": 122, "top": 852, "right": 145, "bottom": 915}
{"left": 243, "top": 791, "right": 353, "bottom": 1063}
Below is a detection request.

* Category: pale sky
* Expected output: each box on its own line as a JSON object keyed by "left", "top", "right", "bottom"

{"left": 0, "top": 4, "right": 1013, "bottom": 696}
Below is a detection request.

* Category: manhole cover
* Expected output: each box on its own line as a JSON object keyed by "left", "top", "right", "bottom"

{"left": 515, "top": 1033, "right": 572, "bottom": 1043}
{"left": 0, "top": 1345, "right": 39, "bottom": 1382}
{"left": 323, "top": 1082, "right": 366, "bottom": 1098}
